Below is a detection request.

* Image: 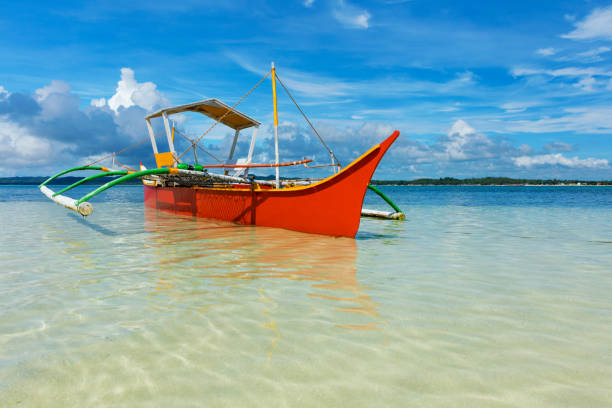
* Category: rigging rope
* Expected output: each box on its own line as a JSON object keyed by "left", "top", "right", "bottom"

{"left": 177, "top": 70, "right": 272, "bottom": 161}
{"left": 85, "top": 68, "right": 339, "bottom": 171}
{"left": 275, "top": 74, "right": 342, "bottom": 168}
{"left": 174, "top": 127, "right": 223, "bottom": 163}
{"left": 113, "top": 158, "right": 138, "bottom": 172}
{"left": 85, "top": 136, "right": 149, "bottom": 167}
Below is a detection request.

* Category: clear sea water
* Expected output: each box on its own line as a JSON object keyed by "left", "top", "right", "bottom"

{"left": 1, "top": 185, "right": 611, "bottom": 407}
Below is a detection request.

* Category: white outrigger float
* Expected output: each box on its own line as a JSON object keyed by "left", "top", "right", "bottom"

{"left": 39, "top": 64, "right": 405, "bottom": 237}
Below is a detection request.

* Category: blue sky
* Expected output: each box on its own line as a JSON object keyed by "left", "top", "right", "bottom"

{"left": 1, "top": 0, "right": 612, "bottom": 179}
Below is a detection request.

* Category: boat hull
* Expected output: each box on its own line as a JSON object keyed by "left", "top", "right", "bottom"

{"left": 143, "top": 131, "right": 399, "bottom": 237}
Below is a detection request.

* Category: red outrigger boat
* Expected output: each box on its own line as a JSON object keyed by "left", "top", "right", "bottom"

{"left": 39, "top": 64, "right": 403, "bottom": 237}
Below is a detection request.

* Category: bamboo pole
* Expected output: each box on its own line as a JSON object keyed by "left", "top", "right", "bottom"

{"left": 53, "top": 171, "right": 128, "bottom": 197}
{"left": 272, "top": 62, "right": 280, "bottom": 188}
{"left": 367, "top": 185, "right": 403, "bottom": 213}
{"left": 39, "top": 166, "right": 105, "bottom": 187}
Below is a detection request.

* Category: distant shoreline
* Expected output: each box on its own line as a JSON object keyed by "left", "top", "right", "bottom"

{"left": 1, "top": 176, "right": 610, "bottom": 186}
{"left": 370, "top": 177, "right": 612, "bottom": 186}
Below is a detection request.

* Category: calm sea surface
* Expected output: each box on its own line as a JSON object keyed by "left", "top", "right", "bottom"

{"left": 1, "top": 185, "right": 611, "bottom": 407}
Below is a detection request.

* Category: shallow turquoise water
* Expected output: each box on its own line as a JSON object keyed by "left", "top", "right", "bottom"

{"left": 1, "top": 186, "right": 611, "bottom": 406}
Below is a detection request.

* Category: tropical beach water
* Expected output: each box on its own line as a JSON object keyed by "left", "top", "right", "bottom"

{"left": 1, "top": 185, "right": 611, "bottom": 407}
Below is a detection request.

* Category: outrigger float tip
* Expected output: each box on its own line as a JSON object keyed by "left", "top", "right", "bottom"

{"left": 360, "top": 184, "right": 405, "bottom": 220}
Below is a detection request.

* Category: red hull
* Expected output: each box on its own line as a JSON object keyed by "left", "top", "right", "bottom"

{"left": 143, "top": 131, "right": 399, "bottom": 237}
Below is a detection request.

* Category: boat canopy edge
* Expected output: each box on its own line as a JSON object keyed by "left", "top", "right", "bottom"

{"left": 145, "top": 99, "right": 260, "bottom": 130}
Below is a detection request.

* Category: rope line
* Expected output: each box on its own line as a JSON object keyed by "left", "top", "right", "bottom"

{"left": 113, "top": 158, "right": 138, "bottom": 172}
{"left": 177, "top": 70, "right": 272, "bottom": 161}
{"left": 174, "top": 127, "right": 222, "bottom": 163}
{"left": 85, "top": 131, "right": 165, "bottom": 167}
{"left": 303, "top": 163, "right": 337, "bottom": 168}
{"left": 275, "top": 74, "right": 342, "bottom": 168}
{"left": 85, "top": 137, "right": 148, "bottom": 167}
{"left": 194, "top": 159, "right": 311, "bottom": 168}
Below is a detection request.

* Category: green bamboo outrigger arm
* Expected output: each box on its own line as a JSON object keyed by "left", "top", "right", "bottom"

{"left": 53, "top": 171, "right": 129, "bottom": 197}
{"left": 39, "top": 166, "right": 105, "bottom": 187}
{"left": 75, "top": 168, "right": 170, "bottom": 206}
{"left": 367, "top": 184, "right": 403, "bottom": 213}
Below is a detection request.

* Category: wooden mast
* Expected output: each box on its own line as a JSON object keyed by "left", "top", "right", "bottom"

{"left": 271, "top": 62, "right": 280, "bottom": 188}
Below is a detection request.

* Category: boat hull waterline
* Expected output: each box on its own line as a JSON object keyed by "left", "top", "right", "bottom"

{"left": 144, "top": 131, "right": 399, "bottom": 237}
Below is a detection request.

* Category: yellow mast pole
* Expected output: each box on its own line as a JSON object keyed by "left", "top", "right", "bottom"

{"left": 271, "top": 62, "right": 280, "bottom": 188}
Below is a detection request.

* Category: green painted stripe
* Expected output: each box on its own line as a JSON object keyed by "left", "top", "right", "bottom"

{"left": 39, "top": 166, "right": 104, "bottom": 188}
{"left": 367, "top": 184, "right": 403, "bottom": 213}
{"left": 53, "top": 171, "right": 128, "bottom": 197}
{"left": 75, "top": 168, "right": 170, "bottom": 205}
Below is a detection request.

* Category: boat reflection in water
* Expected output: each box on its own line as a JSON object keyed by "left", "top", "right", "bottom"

{"left": 144, "top": 207, "right": 382, "bottom": 331}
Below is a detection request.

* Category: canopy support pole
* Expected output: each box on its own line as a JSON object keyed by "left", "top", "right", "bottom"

{"left": 162, "top": 111, "right": 177, "bottom": 165}
{"left": 247, "top": 126, "right": 258, "bottom": 164}
{"left": 146, "top": 119, "right": 159, "bottom": 154}
{"left": 228, "top": 129, "right": 240, "bottom": 161}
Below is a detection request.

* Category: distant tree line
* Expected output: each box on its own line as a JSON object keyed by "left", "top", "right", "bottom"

{"left": 1, "top": 176, "right": 610, "bottom": 186}
{"left": 370, "top": 177, "right": 611, "bottom": 186}
{"left": 0, "top": 176, "right": 142, "bottom": 185}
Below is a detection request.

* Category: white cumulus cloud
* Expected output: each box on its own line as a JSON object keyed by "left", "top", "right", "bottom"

{"left": 562, "top": 5, "right": 612, "bottom": 40}
{"left": 439, "top": 119, "right": 495, "bottom": 160}
{"left": 513, "top": 154, "right": 609, "bottom": 169}
{"left": 107, "top": 68, "right": 167, "bottom": 113}
{"left": 90, "top": 97, "right": 106, "bottom": 107}
{"left": 34, "top": 80, "right": 71, "bottom": 102}
{"left": 33, "top": 80, "right": 80, "bottom": 120}
{"left": 0, "top": 117, "right": 62, "bottom": 169}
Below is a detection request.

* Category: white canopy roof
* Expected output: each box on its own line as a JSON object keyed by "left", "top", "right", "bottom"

{"left": 146, "top": 99, "right": 260, "bottom": 130}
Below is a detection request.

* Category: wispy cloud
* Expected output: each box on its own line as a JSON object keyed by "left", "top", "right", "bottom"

{"left": 553, "top": 46, "right": 612, "bottom": 63}
{"left": 573, "top": 75, "right": 597, "bottom": 92}
{"left": 562, "top": 5, "right": 612, "bottom": 41}
{"left": 512, "top": 66, "right": 612, "bottom": 93}
{"left": 303, "top": 0, "right": 315, "bottom": 8}
{"left": 500, "top": 101, "right": 540, "bottom": 113}
{"left": 226, "top": 51, "right": 478, "bottom": 102}
{"left": 504, "top": 107, "right": 612, "bottom": 134}
{"left": 437, "top": 106, "right": 460, "bottom": 112}
{"left": 573, "top": 46, "right": 612, "bottom": 64}
{"left": 544, "top": 141, "right": 573, "bottom": 153}
{"left": 224, "top": 51, "right": 351, "bottom": 98}
{"left": 512, "top": 67, "right": 612, "bottom": 78}
{"left": 332, "top": 0, "right": 371, "bottom": 29}
{"left": 512, "top": 65, "right": 612, "bottom": 93}
{"left": 536, "top": 47, "right": 556, "bottom": 57}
